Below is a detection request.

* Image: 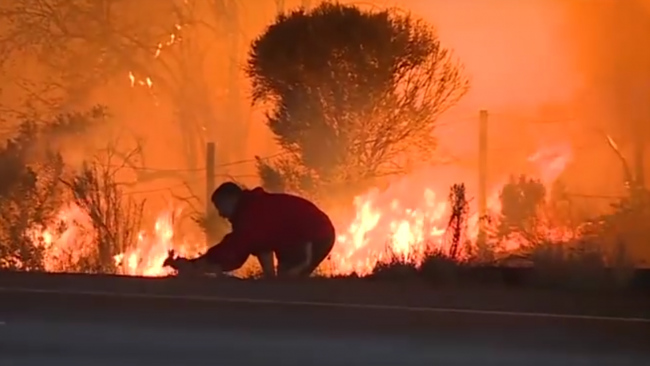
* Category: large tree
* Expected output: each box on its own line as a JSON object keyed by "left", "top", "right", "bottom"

{"left": 247, "top": 3, "right": 468, "bottom": 197}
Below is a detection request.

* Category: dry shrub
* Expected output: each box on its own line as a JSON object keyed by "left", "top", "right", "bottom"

{"left": 587, "top": 193, "right": 650, "bottom": 264}
{"left": 361, "top": 181, "right": 639, "bottom": 290}
{"left": 0, "top": 122, "right": 73, "bottom": 270}
{"left": 418, "top": 249, "right": 466, "bottom": 283}
{"left": 370, "top": 252, "right": 420, "bottom": 280}
{"left": 516, "top": 191, "right": 645, "bottom": 290}
{"left": 416, "top": 184, "right": 472, "bottom": 282}
{"left": 519, "top": 239, "right": 634, "bottom": 290}
{"left": 446, "top": 183, "right": 470, "bottom": 259}
{"left": 61, "top": 157, "right": 144, "bottom": 274}
{"left": 366, "top": 183, "right": 471, "bottom": 281}
{"left": 526, "top": 240, "right": 607, "bottom": 289}
{"left": 0, "top": 108, "right": 107, "bottom": 271}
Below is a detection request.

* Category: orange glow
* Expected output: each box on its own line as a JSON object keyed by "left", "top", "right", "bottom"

{"left": 112, "top": 209, "right": 198, "bottom": 277}
{"left": 26, "top": 144, "right": 573, "bottom": 277}
{"left": 4, "top": 0, "right": 649, "bottom": 272}
{"left": 330, "top": 143, "right": 573, "bottom": 275}
{"left": 27, "top": 205, "right": 199, "bottom": 276}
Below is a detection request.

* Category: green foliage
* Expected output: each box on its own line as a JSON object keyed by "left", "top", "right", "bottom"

{"left": 247, "top": 3, "right": 468, "bottom": 195}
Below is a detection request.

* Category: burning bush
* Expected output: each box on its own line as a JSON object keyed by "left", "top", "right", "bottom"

{"left": 351, "top": 174, "right": 643, "bottom": 291}
{"left": 0, "top": 121, "right": 66, "bottom": 270}
{"left": 0, "top": 108, "right": 150, "bottom": 273}
{"left": 360, "top": 183, "right": 472, "bottom": 281}
{"left": 61, "top": 159, "right": 144, "bottom": 274}
{"left": 0, "top": 108, "right": 107, "bottom": 270}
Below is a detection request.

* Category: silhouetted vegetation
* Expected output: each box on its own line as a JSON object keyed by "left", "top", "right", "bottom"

{"left": 0, "top": 108, "right": 145, "bottom": 272}
{"left": 0, "top": 1, "right": 647, "bottom": 296}
{"left": 61, "top": 156, "right": 144, "bottom": 274}
{"left": 498, "top": 175, "right": 546, "bottom": 237}
{"left": 248, "top": 3, "right": 468, "bottom": 198}
{"left": 328, "top": 180, "right": 648, "bottom": 292}
{"left": 0, "top": 108, "right": 109, "bottom": 269}
{"left": 0, "top": 121, "right": 67, "bottom": 270}
{"left": 0, "top": 0, "right": 249, "bottom": 214}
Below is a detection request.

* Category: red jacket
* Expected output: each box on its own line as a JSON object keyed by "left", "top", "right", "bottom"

{"left": 204, "top": 187, "right": 335, "bottom": 271}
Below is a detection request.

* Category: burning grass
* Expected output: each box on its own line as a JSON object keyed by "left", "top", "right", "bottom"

{"left": 327, "top": 180, "right": 646, "bottom": 291}
{"left": 0, "top": 113, "right": 647, "bottom": 292}
{"left": 241, "top": 181, "right": 647, "bottom": 292}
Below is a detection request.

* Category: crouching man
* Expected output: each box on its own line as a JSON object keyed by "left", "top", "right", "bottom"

{"left": 165, "top": 182, "right": 336, "bottom": 278}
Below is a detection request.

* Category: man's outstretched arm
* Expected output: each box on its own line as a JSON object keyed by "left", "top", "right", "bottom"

{"left": 198, "top": 233, "right": 251, "bottom": 273}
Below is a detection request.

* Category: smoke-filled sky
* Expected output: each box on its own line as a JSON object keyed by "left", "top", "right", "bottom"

{"left": 0, "top": 0, "right": 648, "bottom": 205}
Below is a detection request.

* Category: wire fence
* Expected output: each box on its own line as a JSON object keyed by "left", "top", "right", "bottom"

{"left": 113, "top": 111, "right": 628, "bottom": 200}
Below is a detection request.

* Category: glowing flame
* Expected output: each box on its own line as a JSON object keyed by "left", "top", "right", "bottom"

{"left": 112, "top": 209, "right": 197, "bottom": 277}
{"left": 28, "top": 206, "right": 199, "bottom": 277}
{"left": 27, "top": 144, "right": 574, "bottom": 277}
{"left": 26, "top": 204, "right": 94, "bottom": 272}
{"left": 331, "top": 143, "right": 574, "bottom": 275}
{"left": 128, "top": 23, "right": 182, "bottom": 89}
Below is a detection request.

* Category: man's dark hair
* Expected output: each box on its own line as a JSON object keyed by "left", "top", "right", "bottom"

{"left": 211, "top": 181, "right": 243, "bottom": 204}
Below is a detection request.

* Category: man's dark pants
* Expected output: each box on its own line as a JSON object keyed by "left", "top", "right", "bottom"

{"left": 274, "top": 236, "right": 335, "bottom": 277}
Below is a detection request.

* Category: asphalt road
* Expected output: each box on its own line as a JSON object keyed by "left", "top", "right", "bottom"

{"left": 0, "top": 272, "right": 648, "bottom": 365}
